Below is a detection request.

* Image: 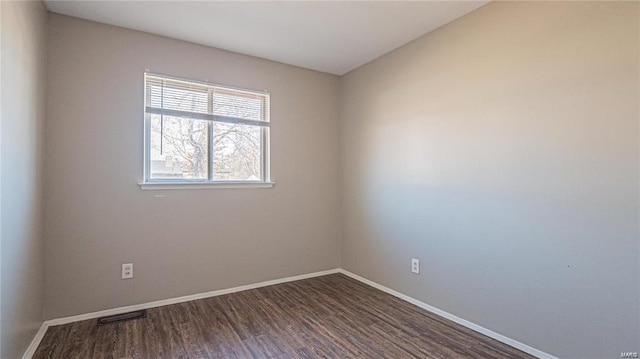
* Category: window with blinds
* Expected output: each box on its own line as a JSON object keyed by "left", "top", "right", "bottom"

{"left": 143, "top": 73, "right": 270, "bottom": 184}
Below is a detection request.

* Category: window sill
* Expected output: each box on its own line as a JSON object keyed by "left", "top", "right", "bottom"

{"left": 138, "top": 181, "right": 275, "bottom": 190}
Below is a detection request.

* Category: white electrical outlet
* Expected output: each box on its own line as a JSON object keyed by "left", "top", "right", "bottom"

{"left": 411, "top": 258, "right": 420, "bottom": 274}
{"left": 122, "top": 263, "right": 133, "bottom": 279}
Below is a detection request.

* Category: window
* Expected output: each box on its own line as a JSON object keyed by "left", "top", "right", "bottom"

{"left": 142, "top": 73, "right": 271, "bottom": 188}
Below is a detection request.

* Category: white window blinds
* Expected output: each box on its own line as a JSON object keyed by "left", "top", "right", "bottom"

{"left": 145, "top": 74, "right": 270, "bottom": 127}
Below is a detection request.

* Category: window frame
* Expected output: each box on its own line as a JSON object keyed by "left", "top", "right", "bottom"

{"left": 140, "top": 72, "right": 272, "bottom": 190}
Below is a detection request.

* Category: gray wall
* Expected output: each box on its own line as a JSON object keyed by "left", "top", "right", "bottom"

{"left": 1, "top": 1, "right": 47, "bottom": 358}
{"left": 340, "top": 2, "right": 639, "bottom": 358}
{"left": 44, "top": 14, "right": 341, "bottom": 320}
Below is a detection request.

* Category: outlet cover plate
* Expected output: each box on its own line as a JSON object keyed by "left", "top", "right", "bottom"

{"left": 411, "top": 258, "right": 419, "bottom": 274}
{"left": 122, "top": 263, "right": 133, "bottom": 279}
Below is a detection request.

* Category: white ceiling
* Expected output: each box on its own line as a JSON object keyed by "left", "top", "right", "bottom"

{"left": 43, "top": 1, "right": 488, "bottom": 75}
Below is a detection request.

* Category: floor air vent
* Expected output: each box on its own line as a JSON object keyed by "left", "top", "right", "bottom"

{"left": 97, "top": 310, "right": 147, "bottom": 326}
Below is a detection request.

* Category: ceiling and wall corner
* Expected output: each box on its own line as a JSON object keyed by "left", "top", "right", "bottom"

{"left": 42, "top": 0, "right": 488, "bottom": 75}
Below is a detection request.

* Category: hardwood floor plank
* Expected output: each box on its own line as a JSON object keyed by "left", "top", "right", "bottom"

{"left": 33, "top": 274, "right": 534, "bottom": 359}
{"left": 33, "top": 324, "right": 71, "bottom": 359}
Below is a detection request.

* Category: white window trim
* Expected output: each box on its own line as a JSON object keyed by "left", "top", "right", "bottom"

{"left": 140, "top": 73, "right": 273, "bottom": 189}
{"left": 138, "top": 181, "right": 275, "bottom": 190}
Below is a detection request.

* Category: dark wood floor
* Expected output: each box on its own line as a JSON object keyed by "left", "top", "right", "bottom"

{"left": 34, "top": 274, "right": 533, "bottom": 359}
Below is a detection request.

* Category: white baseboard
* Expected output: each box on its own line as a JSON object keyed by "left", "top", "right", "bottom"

{"left": 22, "top": 322, "right": 49, "bottom": 359}
{"left": 25, "top": 267, "right": 556, "bottom": 359}
{"left": 337, "top": 269, "right": 557, "bottom": 359}
{"left": 45, "top": 268, "right": 340, "bottom": 327}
